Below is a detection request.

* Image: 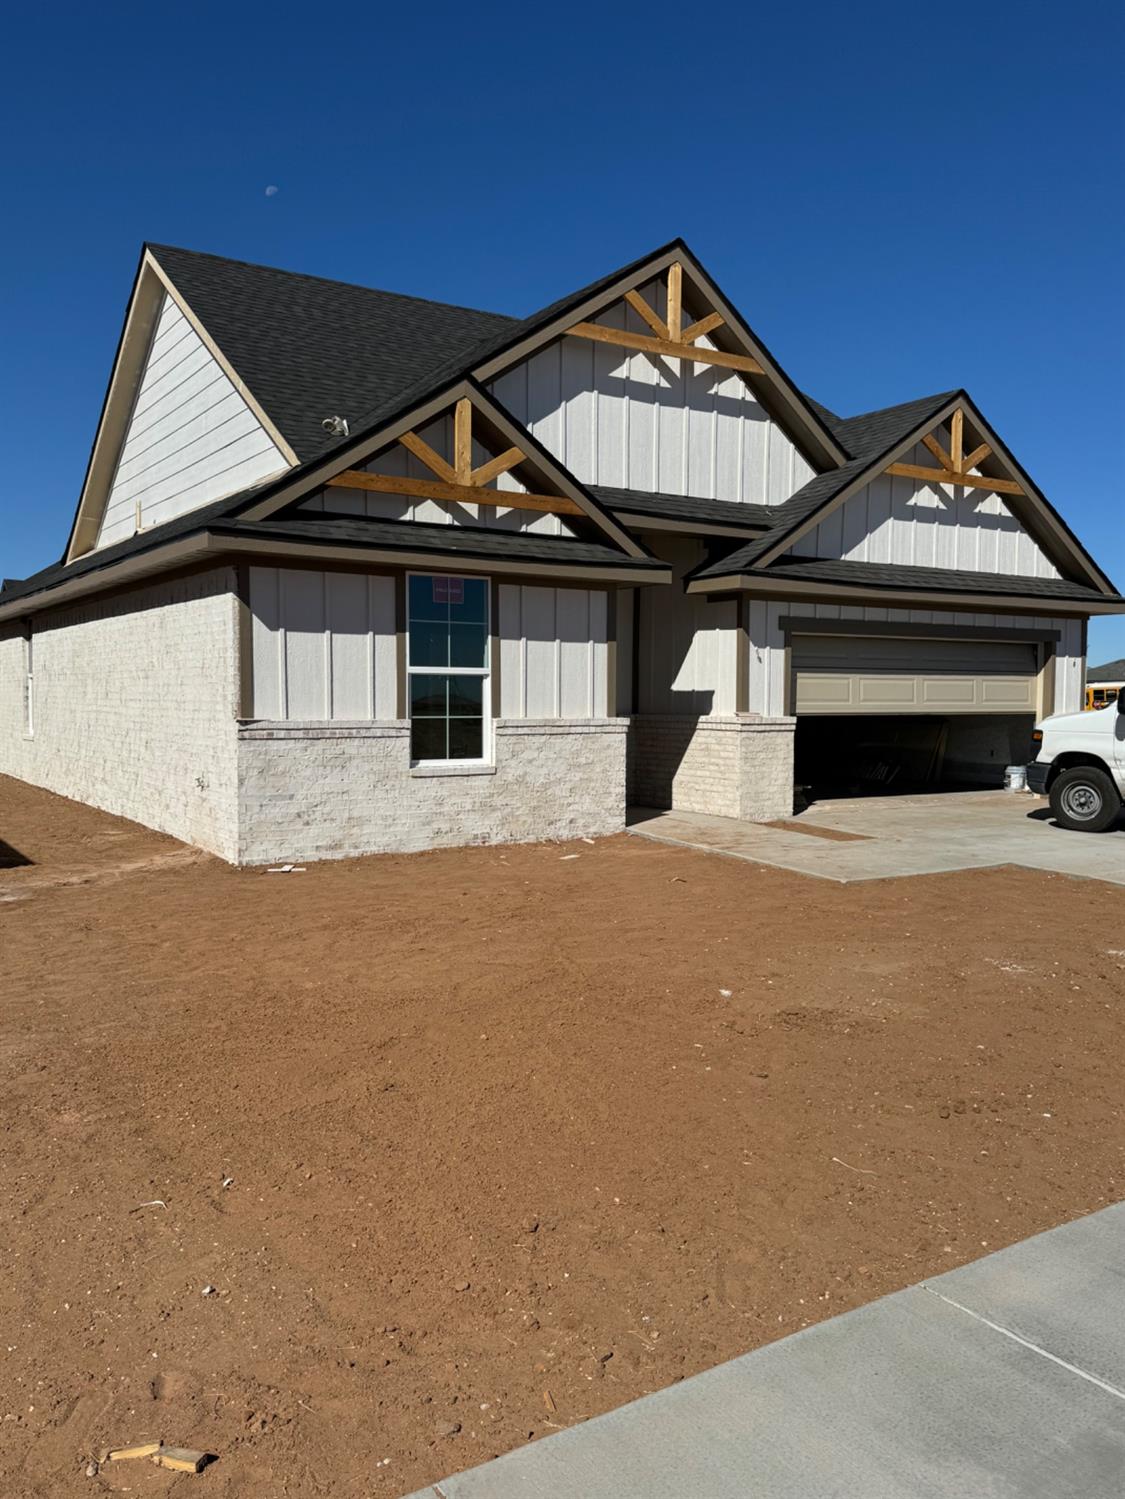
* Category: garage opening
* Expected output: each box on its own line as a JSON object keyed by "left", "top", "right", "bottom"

{"left": 790, "top": 632, "right": 1040, "bottom": 801}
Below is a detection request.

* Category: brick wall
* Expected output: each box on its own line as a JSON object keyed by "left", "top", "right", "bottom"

{"left": 0, "top": 569, "right": 240, "bottom": 859}
{"left": 236, "top": 718, "right": 628, "bottom": 864}
{"left": 628, "top": 713, "right": 795, "bottom": 821}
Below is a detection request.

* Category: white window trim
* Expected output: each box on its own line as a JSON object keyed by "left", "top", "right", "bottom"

{"left": 22, "top": 630, "right": 34, "bottom": 739}
{"left": 406, "top": 571, "right": 492, "bottom": 767}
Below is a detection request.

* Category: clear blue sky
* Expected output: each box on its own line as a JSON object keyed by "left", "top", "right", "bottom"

{"left": 2, "top": 1, "right": 1122, "bottom": 659}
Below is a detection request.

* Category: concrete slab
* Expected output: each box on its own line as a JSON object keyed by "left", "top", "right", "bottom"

{"left": 926, "top": 1206, "right": 1125, "bottom": 1394}
{"left": 627, "top": 791, "right": 1125, "bottom": 886}
{"left": 403, "top": 1205, "right": 1125, "bottom": 1499}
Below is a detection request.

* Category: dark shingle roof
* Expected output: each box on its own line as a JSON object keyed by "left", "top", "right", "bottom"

{"left": 827, "top": 391, "right": 960, "bottom": 459}
{"left": 590, "top": 486, "right": 773, "bottom": 531}
{"left": 0, "top": 488, "right": 268, "bottom": 605}
{"left": 218, "top": 512, "right": 667, "bottom": 571}
{"left": 0, "top": 474, "right": 662, "bottom": 610}
{"left": 743, "top": 555, "right": 1119, "bottom": 605}
{"left": 1088, "top": 658, "right": 1125, "bottom": 681}
{"left": 690, "top": 390, "right": 962, "bottom": 577}
{"left": 148, "top": 245, "right": 517, "bottom": 463}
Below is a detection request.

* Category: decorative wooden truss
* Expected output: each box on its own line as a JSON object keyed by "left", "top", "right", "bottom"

{"left": 565, "top": 262, "right": 764, "bottom": 375}
{"left": 885, "top": 408, "right": 1025, "bottom": 497}
{"left": 327, "top": 399, "right": 582, "bottom": 515}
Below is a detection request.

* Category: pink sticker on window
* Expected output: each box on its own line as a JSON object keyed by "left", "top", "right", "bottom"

{"left": 432, "top": 577, "right": 464, "bottom": 605}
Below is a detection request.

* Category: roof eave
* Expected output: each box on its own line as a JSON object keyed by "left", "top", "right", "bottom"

{"left": 684, "top": 570, "right": 1125, "bottom": 616}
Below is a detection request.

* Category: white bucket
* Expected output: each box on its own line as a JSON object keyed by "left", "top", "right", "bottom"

{"left": 1004, "top": 764, "right": 1028, "bottom": 792}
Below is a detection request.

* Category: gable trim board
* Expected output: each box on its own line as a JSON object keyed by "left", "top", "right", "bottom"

{"left": 469, "top": 243, "right": 848, "bottom": 475}
{"left": 240, "top": 378, "right": 650, "bottom": 559}
{"left": 689, "top": 393, "right": 1115, "bottom": 596}
{"left": 66, "top": 249, "right": 297, "bottom": 562}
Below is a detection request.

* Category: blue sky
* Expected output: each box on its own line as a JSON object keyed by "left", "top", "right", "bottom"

{"left": 2, "top": 0, "right": 1122, "bottom": 659}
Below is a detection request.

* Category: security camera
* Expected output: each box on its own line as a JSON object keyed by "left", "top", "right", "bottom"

{"left": 322, "top": 415, "right": 349, "bottom": 437}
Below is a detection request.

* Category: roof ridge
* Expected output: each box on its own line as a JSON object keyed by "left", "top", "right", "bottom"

{"left": 146, "top": 243, "right": 517, "bottom": 324}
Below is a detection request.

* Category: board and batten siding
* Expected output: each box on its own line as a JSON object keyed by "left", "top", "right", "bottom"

{"left": 489, "top": 277, "right": 817, "bottom": 507}
{"left": 249, "top": 566, "right": 397, "bottom": 721}
{"left": 248, "top": 566, "right": 612, "bottom": 723}
{"left": 497, "top": 585, "right": 609, "bottom": 718}
{"left": 747, "top": 600, "right": 1084, "bottom": 718}
{"left": 636, "top": 535, "right": 737, "bottom": 715}
{"left": 97, "top": 294, "right": 288, "bottom": 549}
{"left": 299, "top": 413, "right": 576, "bottom": 537}
{"left": 787, "top": 446, "right": 1062, "bottom": 579}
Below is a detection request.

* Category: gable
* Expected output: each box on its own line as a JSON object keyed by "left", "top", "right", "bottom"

{"left": 282, "top": 382, "right": 645, "bottom": 559}
{"left": 299, "top": 404, "right": 577, "bottom": 538}
{"left": 95, "top": 292, "right": 289, "bottom": 549}
{"left": 487, "top": 274, "right": 817, "bottom": 510}
{"left": 786, "top": 436, "right": 1061, "bottom": 579}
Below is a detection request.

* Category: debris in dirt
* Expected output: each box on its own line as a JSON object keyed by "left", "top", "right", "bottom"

{"left": 559, "top": 854, "right": 580, "bottom": 861}
{"left": 201, "top": 1284, "right": 217, "bottom": 1296}
{"left": 84, "top": 1461, "right": 99, "bottom": 1478}
{"left": 105, "top": 1440, "right": 162, "bottom": 1462}
{"left": 266, "top": 865, "right": 306, "bottom": 874}
{"left": 221, "top": 1176, "right": 234, "bottom": 1188}
{"left": 152, "top": 1446, "right": 210, "bottom": 1473}
{"left": 436, "top": 1420, "right": 462, "bottom": 1438}
{"left": 129, "top": 1199, "right": 167, "bottom": 1212}
{"left": 542, "top": 1389, "right": 556, "bottom": 1413}
{"left": 719, "top": 988, "right": 732, "bottom": 997}
{"left": 452, "top": 1279, "right": 470, "bottom": 1292}
{"left": 596, "top": 1350, "right": 613, "bottom": 1363}
{"left": 831, "top": 1156, "right": 877, "bottom": 1176}
{"left": 581, "top": 837, "right": 596, "bottom": 845}
{"left": 520, "top": 1217, "right": 539, "bottom": 1235}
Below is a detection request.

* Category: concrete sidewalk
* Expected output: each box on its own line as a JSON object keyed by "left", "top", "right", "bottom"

{"left": 403, "top": 1204, "right": 1125, "bottom": 1498}
{"left": 628, "top": 790, "right": 1125, "bottom": 885}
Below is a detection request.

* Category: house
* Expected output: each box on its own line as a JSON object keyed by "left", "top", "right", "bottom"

{"left": 1, "top": 239, "right": 1122, "bottom": 864}
{"left": 1085, "top": 658, "right": 1125, "bottom": 709}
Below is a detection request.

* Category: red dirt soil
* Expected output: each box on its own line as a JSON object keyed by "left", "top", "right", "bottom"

{"left": 2, "top": 774, "right": 1124, "bottom": 1498}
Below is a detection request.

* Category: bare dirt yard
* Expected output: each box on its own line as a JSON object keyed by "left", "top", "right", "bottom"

{"left": 3, "top": 774, "right": 1124, "bottom": 1498}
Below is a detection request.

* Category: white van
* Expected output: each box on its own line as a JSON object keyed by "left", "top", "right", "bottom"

{"left": 1027, "top": 699, "right": 1125, "bottom": 832}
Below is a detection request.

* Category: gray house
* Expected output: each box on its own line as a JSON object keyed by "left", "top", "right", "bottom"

{"left": 1, "top": 240, "right": 1121, "bottom": 863}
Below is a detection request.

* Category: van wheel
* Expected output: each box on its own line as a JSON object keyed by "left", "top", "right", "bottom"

{"left": 1048, "top": 766, "right": 1121, "bottom": 833}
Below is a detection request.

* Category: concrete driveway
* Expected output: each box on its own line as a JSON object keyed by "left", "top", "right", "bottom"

{"left": 404, "top": 1204, "right": 1125, "bottom": 1498}
{"left": 627, "top": 790, "right": 1125, "bottom": 886}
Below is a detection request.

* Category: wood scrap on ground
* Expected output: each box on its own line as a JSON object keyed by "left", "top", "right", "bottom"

{"left": 98, "top": 1439, "right": 211, "bottom": 1473}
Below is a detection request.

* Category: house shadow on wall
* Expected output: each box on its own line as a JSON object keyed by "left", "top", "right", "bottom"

{"left": 627, "top": 690, "right": 716, "bottom": 809}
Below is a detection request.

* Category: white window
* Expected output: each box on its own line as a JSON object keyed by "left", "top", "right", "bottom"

{"left": 406, "top": 574, "right": 490, "bottom": 763}
{"left": 22, "top": 630, "right": 33, "bottom": 737}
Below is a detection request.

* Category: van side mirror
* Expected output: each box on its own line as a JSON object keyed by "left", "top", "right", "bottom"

{"left": 1118, "top": 693, "right": 1125, "bottom": 716}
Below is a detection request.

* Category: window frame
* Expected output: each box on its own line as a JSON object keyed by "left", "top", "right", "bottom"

{"left": 22, "top": 628, "right": 33, "bottom": 738}
{"left": 405, "top": 571, "right": 491, "bottom": 766}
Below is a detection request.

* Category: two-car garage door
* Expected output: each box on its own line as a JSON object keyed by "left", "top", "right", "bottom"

{"left": 791, "top": 634, "right": 1039, "bottom": 716}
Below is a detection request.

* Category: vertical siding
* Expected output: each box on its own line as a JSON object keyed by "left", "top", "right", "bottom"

{"left": 489, "top": 278, "right": 815, "bottom": 507}
{"left": 97, "top": 294, "right": 288, "bottom": 548}
{"left": 497, "top": 585, "right": 609, "bottom": 719}
{"left": 637, "top": 536, "right": 737, "bottom": 715}
{"left": 789, "top": 441, "right": 1061, "bottom": 580}
{"left": 249, "top": 566, "right": 395, "bottom": 720}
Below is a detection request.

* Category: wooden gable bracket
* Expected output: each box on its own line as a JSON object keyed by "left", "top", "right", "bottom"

{"left": 326, "top": 398, "right": 582, "bottom": 515}
{"left": 885, "top": 408, "right": 1025, "bottom": 497}
{"left": 565, "top": 262, "right": 765, "bottom": 375}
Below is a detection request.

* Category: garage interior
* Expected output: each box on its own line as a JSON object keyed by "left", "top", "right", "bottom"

{"left": 790, "top": 631, "right": 1041, "bottom": 802}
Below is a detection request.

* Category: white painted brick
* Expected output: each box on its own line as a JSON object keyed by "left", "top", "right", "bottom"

{"left": 236, "top": 718, "right": 628, "bottom": 864}
{"left": 628, "top": 714, "right": 795, "bottom": 822}
{"left": 0, "top": 569, "right": 240, "bottom": 859}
